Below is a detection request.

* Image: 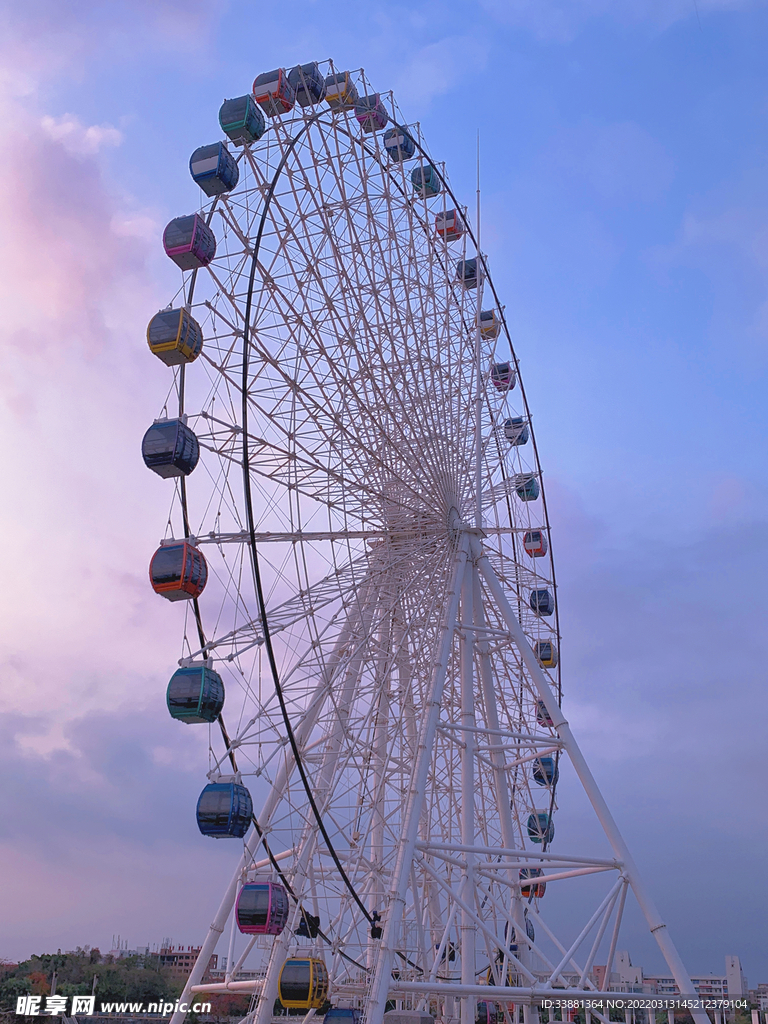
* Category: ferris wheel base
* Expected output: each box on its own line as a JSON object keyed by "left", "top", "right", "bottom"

{"left": 191, "top": 978, "right": 680, "bottom": 1004}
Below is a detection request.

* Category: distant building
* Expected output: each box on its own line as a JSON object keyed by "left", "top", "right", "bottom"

{"left": 726, "top": 955, "right": 748, "bottom": 998}
{"left": 644, "top": 956, "right": 746, "bottom": 999}
{"left": 158, "top": 945, "right": 218, "bottom": 982}
{"left": 592, "top": 951, "right": 644, "bottom": 993}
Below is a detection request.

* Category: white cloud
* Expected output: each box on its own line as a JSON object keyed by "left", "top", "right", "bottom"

{"left": 549, "top": 120, "right": 675, "bottom": 204}
{"left": 41, "top": 113, "right": 123, "bottom": 156}
{"left": 394, "top": 34, "right": 490, "bottom": 109}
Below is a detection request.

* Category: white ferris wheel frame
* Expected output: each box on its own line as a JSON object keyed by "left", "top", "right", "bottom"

{"left": 145, "top": 60, "right": 706, "bottom": 1024}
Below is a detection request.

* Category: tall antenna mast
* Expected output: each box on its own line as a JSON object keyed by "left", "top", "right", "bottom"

{"left": 474, "top": 130, "right": 483, "bottom": 529}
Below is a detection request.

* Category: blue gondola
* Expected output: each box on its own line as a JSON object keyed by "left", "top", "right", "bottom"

{"left": 219, "top": 95, "right": 266, "bottom": 145}
{"left": 527, "top": 812, "right": 555, "bottom": 844}
{"left": 189, "top": 143, "right": 239, "bottom": 197}
{"left": 196, "top": 781, "right": 253, "bottom": 838}
{"left": 147, "top": 308, "right": 204, "bottom": 366}
{"left": 504, "top": 416, "right": 529, "bottom": 445}
{"left": 288, "top": 63, "right": 327, "bottom": 107}
{"left": 411, "top": 163, "right": 441, "bottom": 197}
{"left": 383, "top": 126, "right": 415, "bottom": 161}
{"left": 325, "top": 72, "right": 359, "bottom": 111}
{"left": 167, "top": 664, "right": 225, "bottom": 724}
{"left": 515, "top": 475, "right": 539, "bottom": 501}
{"left": 455, "top": 257, "right": 482, "bottom": 289}
{"left": 142, "top": 418, "right": 200, "bottom": 478}
{"left": 534, "top": 639, "right": 558, "bottom": 668}
{"left": 325, "top": 1010, "right": 361, "bottom": 1024}
{"left": 529, "top": 588, "right": 554, "bottom": 616}
{"left": 533, "top": 756, "right": 559, "bottom": 787}
{"left": 491, "top": 362, "right": 516, "bottom": 391}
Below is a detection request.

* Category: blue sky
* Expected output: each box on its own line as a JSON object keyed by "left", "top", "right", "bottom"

{"left": 0, "top": 0, "right": 766, "bottom": 987}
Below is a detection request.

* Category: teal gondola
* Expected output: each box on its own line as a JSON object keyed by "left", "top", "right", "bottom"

{"left": 167, "top": 664, "right": 225, "bottom": 724}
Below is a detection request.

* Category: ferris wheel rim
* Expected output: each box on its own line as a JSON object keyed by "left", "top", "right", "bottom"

{"left": 176, "top": 104, "right": 562, "bottom": 696}
{"left": 159, "top": 79, "right": 565, "bottom": 979}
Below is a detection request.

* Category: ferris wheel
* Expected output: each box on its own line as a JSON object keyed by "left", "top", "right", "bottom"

{"left": 143, "top": 60, "right": 706, "bottom": 1024}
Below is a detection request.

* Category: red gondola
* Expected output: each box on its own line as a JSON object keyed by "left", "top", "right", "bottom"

{"left": 435, "top": 209, "right": 464, "bottom": 241}
{"left": 523, "top": 529, "right": 548, "bottom": 557}
{"left": 149, "top": 540, "right": 208, "bottom": 601}
{"left": 252, "top": 68, "right": 295, "bottom": 116}
{"left": 520, "top": 867, "right": 547, "bottom": 898}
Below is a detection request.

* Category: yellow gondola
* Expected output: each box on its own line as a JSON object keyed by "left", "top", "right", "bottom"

{"left": 278, "top": 958, "right": 329, "bottom": 1010}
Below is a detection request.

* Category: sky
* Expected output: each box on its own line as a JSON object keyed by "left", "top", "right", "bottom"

{"left": 0, "top": 0, "right": 766, "bottom": 988}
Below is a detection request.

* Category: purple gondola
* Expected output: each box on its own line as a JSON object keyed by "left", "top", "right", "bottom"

{"left": 236, "top": 882, "right": 290, "bottom": 935}
{"left": 163, "top": 215, "right": 216, "bottom": 271}
{"left": 355, "top": 94, "right": 388, "bottom": 133}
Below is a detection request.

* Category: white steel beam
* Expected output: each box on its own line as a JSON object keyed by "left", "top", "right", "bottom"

{"left": 472, "top": 537, "right": 709, "bottom": 1024}
{"left": 365, "top": 531, "right": 470, "bottom": 1024}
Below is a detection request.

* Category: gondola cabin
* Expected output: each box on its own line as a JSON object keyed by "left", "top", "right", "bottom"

{"left": 476, "top": 1002, "right": 496, "bottom": 1024}
{"left": 491, "top": 362, "right": 516, "bottom": 391}
{"left": 278, "top": 958, "right": 329, "bottom": 1010}
{"left": 189, "top": 143, "right": 239, "bottom": 197}
{"left": 527, "top": 812, "right": 555, "bottom": 844}
{"left": 536, "top": 699, "right": 554, "bottom": 728}
{"left": 533, "top": 756, "right": 559, "bottom": 787}
{"left": 523, "top": 529, "right": 547, "bottom": 557}
{"left": 480, "top": 309, "right": 500, "bottom": 339}
{"left": 355, "top": 94, "right": 388, "bottom": 133}
{"left": 288, "top": 62, "right": 326, "bottom": 106}
{"left": 384, "top": 127, "right": 416, "bottom": 161}
{"left": 150, "top": 541, "right": 208, "bottom": 601}
{"left": 236, "top": 882, "right": 290, "bottom": 935}
{"left": 146, "top": 308, "right": 204, "bottom": 366}
{"left": 435, "top": 209, "right": 464, "bottom": 240}
{"left": 197, "top": 781, "right": 253, "bottom": 838}
{"left": 219, "top": 95, "right": 266, "bottom": 145}
{"left": 142, "top": 418, "right": 200, "bottom": 478}
{"left": 515, "top": 475, "right": 539, "bottom": 501}
{"left": 529, "top": 588, "right": 554, "bottom": 616}
{"left": 503, "top": 417, "right": 529, "bottom": 446}
{"left": 325, "top": 1010, "right": 361, "bottom": 1024}
{"left": 504, "top": 917, "right": 535, "bottom": 952}
{"left": 456, "top": 257, "right": 482, "bottom": 289}
{"left": 163, "top": 215, "right": 216, "bottom": 271}
{"left": 411, "top": 163, "right": 441, "bottom": 197}
{"left": 534, "top": 639, "right": 558, "bottom": 668}
{"left": 325, "top": 72, "right": 359, "bottom": 111}
{"left": 166, "top": 664, "right": 225, "bottom": 724}
{"left": 253, "top": 68, "right": 295, "bottom": 116}
{"left": 520, "top": 867, "right": 547, "bottom": 899}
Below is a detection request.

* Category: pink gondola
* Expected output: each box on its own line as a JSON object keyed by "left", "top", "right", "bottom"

{"left": 236, "top": 882, "right": 290, "bottom": 935}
